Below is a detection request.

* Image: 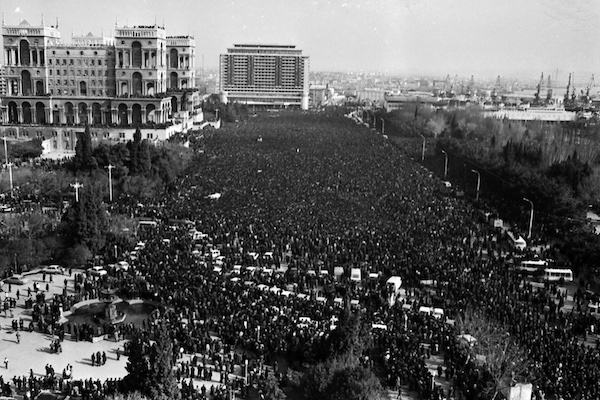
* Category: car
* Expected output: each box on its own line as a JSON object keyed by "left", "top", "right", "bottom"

{"left": 3, "top": 275, "right": 28, "bottom": 285}
{"left": 116, "top": 261, "right": 130, "bottom": 271}
{"left": 89, "top": 266, "right": 107, "bottom": 277}
{"left": 42, "top": 265, "right": 63, "bottom": 274}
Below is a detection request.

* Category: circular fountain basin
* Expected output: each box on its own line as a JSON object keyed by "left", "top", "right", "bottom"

{"left": 65, "top": 299, "right": 157, "bottom": 328}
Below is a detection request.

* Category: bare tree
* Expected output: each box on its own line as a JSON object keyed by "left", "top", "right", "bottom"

{"left": 456, "top": 308, "right": 533, "bottom": 400}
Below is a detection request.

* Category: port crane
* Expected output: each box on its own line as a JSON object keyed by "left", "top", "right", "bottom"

{"left": 546, "top": 74, "right": 553, "bottom": 103}
{"left": 583, "top": 74, "right": 595, "bottom": 103}
{"left": 564, "top": 73, "right": 572, "bottom": 105}
{"left": 534, "top": 72, "right": 544, "bottom": 105}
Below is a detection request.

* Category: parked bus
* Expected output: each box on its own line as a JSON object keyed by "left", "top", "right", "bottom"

{"left": 543, "top": 268, "right": 573, "bottom": 283}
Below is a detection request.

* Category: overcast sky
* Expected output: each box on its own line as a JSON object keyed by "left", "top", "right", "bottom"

{"left": 1, "top": 0, "right": 600, "bottom": 81}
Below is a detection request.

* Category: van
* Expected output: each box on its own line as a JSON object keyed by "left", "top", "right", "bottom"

{"left": 350, "top": 268, "right": 361, "bottom": 282}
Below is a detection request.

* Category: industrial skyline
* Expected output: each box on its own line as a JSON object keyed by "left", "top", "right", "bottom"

{"left": 0, "top": 0, "right": 599, "bottom": 79}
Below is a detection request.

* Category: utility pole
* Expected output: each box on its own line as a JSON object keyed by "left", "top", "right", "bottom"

{"left": 420, "top": 135, "right": 426, "bottom": 161}
{"left": 471, "top": 169, "right": 481, "bottom": 201}
{"left": 380, "top": 118, "right": 385, "bottom": 135}
{"left": 71, "top": 182, "right": 83, "bottom": 202}
{"left": 107, "top": 164, "right": 115, "bottom": 202}
{"left": 441, "top": 150, "right": 448, "bottom": 180}
{"left": 5, "top": 162, "right": 13, "bottom": 198}
{"left": 523, "top": 197, "right": 534, "bottom": 239}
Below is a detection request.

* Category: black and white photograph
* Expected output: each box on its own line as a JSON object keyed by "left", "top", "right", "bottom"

{"left": 0, "top": 1, "right": 599, "bottom": 399}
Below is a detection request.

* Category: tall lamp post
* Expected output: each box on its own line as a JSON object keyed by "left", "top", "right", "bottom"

{"left": 3, "top": 136, "right": 13, "bottom": 198}
{"left": 420, "top": 135, "right": 426, "bottom": 161}
{"left": 380, "top": 118, "right": 385, "bottom": 135}
{"left": 71, "top": 182, "right": 83, "bottom": 203}
{"left": 441, "top": 150, "right": 448, "bottom": 180}
{"left": 107, "top": 164, "right": 115, "bottom": 202}
{"left": 523, "top": 197, "right": 534, "bottom": 239}
{"left": 5, "top": 163, "right": 13, "bottom": 198}
{"left": 471, "top": 169, "right": 481, "bottom": 201}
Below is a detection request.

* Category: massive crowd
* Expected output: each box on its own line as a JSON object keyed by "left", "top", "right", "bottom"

{"left": 3, "top": 110, "right": 600, "bottom": 399}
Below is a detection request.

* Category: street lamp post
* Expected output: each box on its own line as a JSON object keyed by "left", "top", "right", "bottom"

{"left": 441, "top": 150, "right": 448, "bottom": 180}
{"left": 523, "top": 197, "right": 534, "bottom": 239}
{"left": 107, "top": 164, "right": 115, "bottom": 202}
{"left": 2, "top": 136, "right": 8, "bottom": 166}
{"left": 421, "top": 135, "right": 426, "bottom": 161}
{"left": 5, "top": 162, "right": 13, "bottom": 198}
{"left": 3, "top": 136, "right": 13, "bottom": 198}
{"left": 71, "top": 182, "right": 83, "bottom": 202}
{"left": 471, "top": 169, "right": 481, "bottom": 201}
{"left": 380, "top": 118, "right": 385, "bottom": 135}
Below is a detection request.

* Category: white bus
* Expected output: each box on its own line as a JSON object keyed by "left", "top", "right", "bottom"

{"left": 543, "top": 268, "right": 573, "bottom": 283}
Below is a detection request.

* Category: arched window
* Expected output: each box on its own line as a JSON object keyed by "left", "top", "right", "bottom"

{"left": 170, "top": 72, "right": 178, "bottom": 90}
{"left": 170, "top": 49, "right": 178, "bottom": 68}
{"left": 132, "top": 41, "right": 142, "bottom": 68}
{"left": 21, "top": 70, "right": 32, "bottom": 96}
{"left": 19, "top": 40, "right": 31, "bottom": 66}
{"left": 132, "top": 72, "right": 142, "bottom": 97}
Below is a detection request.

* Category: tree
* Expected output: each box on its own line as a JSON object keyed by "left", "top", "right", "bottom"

{"left": 122, "top": 333, "right": 151, "bottom": 396}
{"left": 259, "top": 373, "right": 286, "bottom": 400}
{"left": 57, "top": 180, "right": 109, "bottom": 263}
{"left": 147, "top": 323, "right": 180, "bottom": 400}
{"left": 72, "top": 124, "right": 97, "bottom": 170}
{"left": 456, "top": 308, "right": 533, "bottom": 400}
{"left": 303, "top": 353, "right": 387, "bottom": 400}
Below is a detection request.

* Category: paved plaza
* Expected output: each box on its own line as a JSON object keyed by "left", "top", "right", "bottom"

{"left": 0, "top": 269, "right": 129, "bottom": 382}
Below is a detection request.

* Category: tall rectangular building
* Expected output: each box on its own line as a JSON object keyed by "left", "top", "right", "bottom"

{"left": 219, "top": 44, "right": 309, "bottom": 110}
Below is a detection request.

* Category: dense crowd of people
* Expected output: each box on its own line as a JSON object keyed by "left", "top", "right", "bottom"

{"left": 3, "top": 109, "right": 600, "bottom": 399}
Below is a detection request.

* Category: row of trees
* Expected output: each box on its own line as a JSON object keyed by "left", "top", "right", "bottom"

{"left": 376, "top": 103, "right": 600, "bottom": 285}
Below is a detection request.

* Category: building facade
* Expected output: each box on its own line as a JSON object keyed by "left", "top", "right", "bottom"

{"left": 219, "top": 44, "right": 309, "bottom": 110}
{"left": 0, "top": 19, "right": 202, "bottom": 155}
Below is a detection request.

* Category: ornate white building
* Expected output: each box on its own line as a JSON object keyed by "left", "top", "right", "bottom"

{"left": 1, "top": 19, "right": 202, "bottom": 155}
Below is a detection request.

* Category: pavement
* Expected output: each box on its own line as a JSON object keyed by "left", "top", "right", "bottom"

{"left": 0, "top": 268, "right": 247, "bottom": 398}
{"left": 0, "top": 269, "right": 129, "bottom": 382}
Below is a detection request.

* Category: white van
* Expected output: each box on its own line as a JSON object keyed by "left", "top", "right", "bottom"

{"left": 350, "top": 268, "right": 362, "bottom": 282}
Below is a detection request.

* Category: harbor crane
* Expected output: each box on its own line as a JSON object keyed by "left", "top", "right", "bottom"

{"left": 546, "top": 74, "right": 553, "bottom": 103}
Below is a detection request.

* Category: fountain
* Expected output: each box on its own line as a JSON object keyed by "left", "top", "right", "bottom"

{"left": 97, "top": 302, "right": 126, "bottom": 325}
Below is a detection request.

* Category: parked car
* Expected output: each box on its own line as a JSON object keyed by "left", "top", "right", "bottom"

{"left": 116, "top": 261, "right": 130, "bottom": 271}
{"left": 42, "top": 265, "right": 63, "bottom": 274}
{"left": 89, "top": 266, "right": 107, "bottom": 277}
{"left": 3, "top": 275, "right": 28, "bottom": 285}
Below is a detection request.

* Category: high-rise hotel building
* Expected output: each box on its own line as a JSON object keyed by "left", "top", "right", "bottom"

{"left": 0, "top": 19, "right": 200, "bottom": 152}
{"left": 219, "top": 44, "right": 309, "bottom": 110}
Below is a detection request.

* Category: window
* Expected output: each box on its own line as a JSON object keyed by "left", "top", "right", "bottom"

{"left": 50, "top": 70, "right": 53, "bottom": 76}
{"left": 119, "top": 132, "right": 125, "bottom": 138}
{"left": 98, "top": 60, "right": 102, "bottom": 66}
{"left": 77, "top": 70, "right": 81, "bottom": 76}
{"left": 69, "top": 59, "right": 73, "bottom": 65}
{"left": 56, "top": 70, "right": 60, "bottom": 76}
{"left": 147, "top": 133, "right": 153, "bottom": 139}
{"left": 62, "top": 59, "right": 66, "bottom": 65}
{"left": 91, "top": 60, "right": 95, "bottom": 66}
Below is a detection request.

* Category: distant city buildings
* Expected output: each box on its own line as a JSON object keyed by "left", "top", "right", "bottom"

{"left": 219, "top": 44, "right": 309, "bottom": 110}
{"left": 0, "top": 19, "right": 202, "bottom": 157}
